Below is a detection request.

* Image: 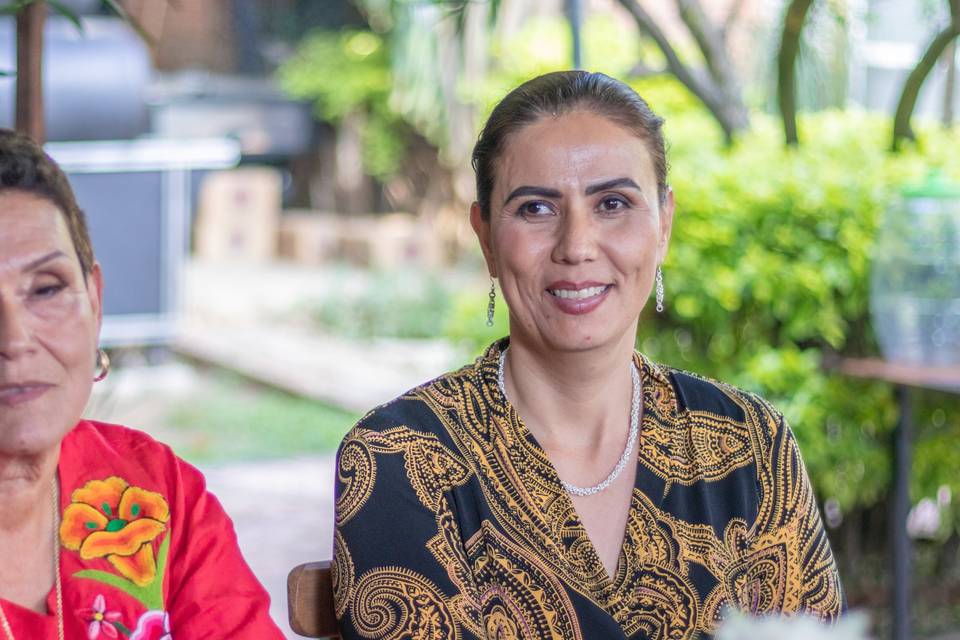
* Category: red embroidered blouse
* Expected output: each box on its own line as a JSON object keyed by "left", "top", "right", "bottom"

{"left": 0, "top": 420, "right": 284, "bottom": 639}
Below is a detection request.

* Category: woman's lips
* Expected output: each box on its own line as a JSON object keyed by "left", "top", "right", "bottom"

{"left": 545, "top": 282, "right": 612, "bottom": 315}
{"left": 0, "top": 383, "right": 53, "bottom": 407}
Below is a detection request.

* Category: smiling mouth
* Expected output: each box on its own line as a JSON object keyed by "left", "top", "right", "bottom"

{"left": 547, "top": 285, "right": 610, "bottom": 300}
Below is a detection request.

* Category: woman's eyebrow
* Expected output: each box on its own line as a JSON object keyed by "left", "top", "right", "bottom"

{"left": 585, "top": 177, "right": 641, "bottom": 195}
{"left": 503, "top": 185, "right": 563, "bottom": 206}
{"left": 21, "top": 250, "right": 66, "bottom": 273}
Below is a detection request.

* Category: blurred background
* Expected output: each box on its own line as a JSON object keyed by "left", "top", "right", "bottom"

{"left": 2, "top": 0, "right": 960, "bottom": 637}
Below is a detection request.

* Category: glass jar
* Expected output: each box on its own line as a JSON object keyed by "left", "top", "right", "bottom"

{"left": 870, "top": 172, "right": 960, "bottom": 366}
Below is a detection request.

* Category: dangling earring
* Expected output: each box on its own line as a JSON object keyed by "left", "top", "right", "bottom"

{"left": 655, "top": 265, "right": 665, "bottom": 313}
{"left": 94, "top": 348, "right": 111, "bottom": 382}
{"left": 486, "top": 278, "right": 496, "bottom": 327}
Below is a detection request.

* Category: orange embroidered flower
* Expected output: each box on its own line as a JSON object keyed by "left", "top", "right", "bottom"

{"left": 61, "top": 477, "right": 171, "bottom": 587}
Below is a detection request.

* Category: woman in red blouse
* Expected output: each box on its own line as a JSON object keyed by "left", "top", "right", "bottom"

{"left": 0, "top": 129, "right": 284, "bottom": 639}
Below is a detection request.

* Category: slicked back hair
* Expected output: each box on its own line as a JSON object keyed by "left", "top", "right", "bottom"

{"left": 471, "top": 70, "right": 668, "bottom": 220}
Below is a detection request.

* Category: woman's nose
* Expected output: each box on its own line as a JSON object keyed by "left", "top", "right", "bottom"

{"left": 0, "top": 296, "right": 33, "bottom": 359}
{"left": 551, "top": 206, "right": 598, "bottom": 265}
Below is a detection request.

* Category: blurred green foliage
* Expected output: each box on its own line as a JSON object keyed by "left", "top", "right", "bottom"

{"left": 443, "top": 284, "right": 510, "bottom": 356}
{"left": 168, "top": 373, "right": 358, "bottom": 463}
{"left": 308, "top": 270, "right": 451, "bottom": 339}
{"left": 482, "top": 14, "right": 638, "bottom": 97}
{"left": 632, "top": 81, "right": 960, "bottom": 514}
{"left": 277, "top": 29, "right": 410, "bottom": 179}
{"left": 277, "top": 14, "right": 645, "bottom": 178}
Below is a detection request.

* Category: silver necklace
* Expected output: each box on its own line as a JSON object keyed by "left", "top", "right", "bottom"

{"left": 497, "top": 347, "right": 641, "bottom": 497}
{"left": 0, "top": 477, "right": 65, "bottom": 640}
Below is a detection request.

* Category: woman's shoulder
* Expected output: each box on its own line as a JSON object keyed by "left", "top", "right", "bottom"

{"left": 643, "top": 355, "right": 785, "bottom": 428}
{"left": 338, "top": 352, "right": 490, "bottom": 451}
{"left": 61, "top": 420, "right": 201, "bottom": 496}
{"left": 642, "top": 356, "right": 792, "bottom": 478}
{"left": 65, "top": 419, "right": 178, "bottom": 461}
{"left": 344, "top": 369, "right": 467, "bottom": 435}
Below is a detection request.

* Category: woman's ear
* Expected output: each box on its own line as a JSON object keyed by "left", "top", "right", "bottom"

{"left": 657, "top": 187, "right": 675, "bottom": 264}
{"left": 87, "top": 261, "right": 105, "bottom": 328}
{"left": 470, "top": 202, "right": 497, "bottom": 278}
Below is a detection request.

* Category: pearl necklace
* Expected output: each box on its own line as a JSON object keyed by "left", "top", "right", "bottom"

{"left": 497, "top": 347, "right": 641, "bottom": 497}
{"left": 0, "top": 477, "right": 65, "bottom": 640}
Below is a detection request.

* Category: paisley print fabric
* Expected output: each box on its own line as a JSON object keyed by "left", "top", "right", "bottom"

{"left": 333, "top": 340, "right": 844, "bottom": 639}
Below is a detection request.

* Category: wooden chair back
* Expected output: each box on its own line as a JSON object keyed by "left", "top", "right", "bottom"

{"left": 287, "top": 560, "right": 339, "bottom": 638}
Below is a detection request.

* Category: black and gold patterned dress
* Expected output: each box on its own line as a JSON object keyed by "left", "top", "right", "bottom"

{"left": 332, "top": 340, "right": 844, "bottom": 639}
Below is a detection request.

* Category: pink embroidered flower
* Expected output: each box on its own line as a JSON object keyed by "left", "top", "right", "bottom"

{"left": 130, "top": 610, "right": 172, "bottom": 640}
{"left": 78, "top": 594, "right": 122, "bottom": 639}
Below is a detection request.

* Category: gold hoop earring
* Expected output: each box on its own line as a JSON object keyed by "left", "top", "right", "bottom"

{"left": 94, "top": 348, "right": 111, "bottom": 382}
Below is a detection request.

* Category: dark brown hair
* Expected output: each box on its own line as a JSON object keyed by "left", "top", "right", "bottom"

{"left": 0, "top": 129, "right": 95, "bottom": 277}
{"left": 471, "top": 70, "right": 668, "bottom": 219}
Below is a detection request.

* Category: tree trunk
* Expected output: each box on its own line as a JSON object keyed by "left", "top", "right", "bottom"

{"left": 843, "top": 507, "right": 861, "bottom": 586}
{"left": 723, "top": 0, "right": 748, "bottom": 37}
{"left": 335, "top": 112, "right": 375, "bottom": 214}
{"left": 433, "top": 0, "right": 488, "bottom": 254}
{"left": 942, "top": 39, "right": 956, "bottom": 126}
{"left": 892, "top": 7, "right": 960, "bottom": 151}
{"left": 777, "top": 0, "right": 815, "bottom": 146}
{"left": 677, "top": 0, "right": 731, "bottom": 93}
{"left": 565, "top": 0, "right": 583, "bottom": 69}
{"left": 15, "top": 0, "right": 46, "bottom": 143}
{"left": 676, "top": 0, "right": 749, "bottom": 133}
{"left": 616, "top": 0, "right": 748, "bottom": 144}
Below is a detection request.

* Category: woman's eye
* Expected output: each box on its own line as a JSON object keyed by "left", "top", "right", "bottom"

{"left": 32, "top": 283, "right": 66, "bottom": 299}
{"left": 598, "top": 196, "right": 629, "bottom": 212}
{"left": 516, "top": 201, "right": 555, "bottom": 218}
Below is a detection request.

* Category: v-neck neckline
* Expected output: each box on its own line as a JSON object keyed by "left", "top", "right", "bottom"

{"left": 478, "top": 339, "right": 677, "bottom": 606}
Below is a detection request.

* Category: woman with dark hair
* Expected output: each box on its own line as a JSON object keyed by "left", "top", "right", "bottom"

{"left": 0, "top": 129, "right": 284, "bottom": 638}
{"left": 333, "top": 71, "right": 843, "bottom": 639}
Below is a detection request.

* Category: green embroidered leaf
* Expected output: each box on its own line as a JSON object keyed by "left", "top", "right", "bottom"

{"left": 145, "top": 532, "right": 171, "bottom": 607}
{"left": 127, "top": 533, "right": 171, "bottom": 610}
{"left": 72, "top": 569, "right": 156, "bottom": 607}
{"left": 85, "top": 521, "right": 99, "bottom": 530}
{"left": 156, "top": 530, "right": 170, "bottom": 567}
{"left": 102, "top": 502, "right": 113, "bottom": 517}
{"left": 113, "top": 621, "right": 133, "bottom": 636}
{"left": 131, "top": 504, "right": 141, "bottom": 517}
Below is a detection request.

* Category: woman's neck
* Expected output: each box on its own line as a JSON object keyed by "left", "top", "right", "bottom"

{"left": 502, "top": 332, "right": 638, "bottom": 450}
{"left": 0, "top": 449, "right": 59, "bottom": 612}
{"left": 0, "top": 449, "right": 58, "bottom": 534}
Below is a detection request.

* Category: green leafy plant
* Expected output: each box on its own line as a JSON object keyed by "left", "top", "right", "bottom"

{"left": 167, "top": 373, "right": 358, "bottom": 462}
{"left": 634, "top": 94, "right": 960, "bottom": 512}
{"left": 307, "top": 269, "right": 451, "bottom": 340}
{"left": 277, "top": 29, "right": 411, "bottom": 180}
{"left": 443, "top": 284, "right": 510, "bottom": 358}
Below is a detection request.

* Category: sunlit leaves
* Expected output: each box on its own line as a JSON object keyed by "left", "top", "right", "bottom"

{"left": 277, "top": 29, "right": 408, "bottom": 179}
{"left": 636, "top": 92, "right": 960, "bottom": 511}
